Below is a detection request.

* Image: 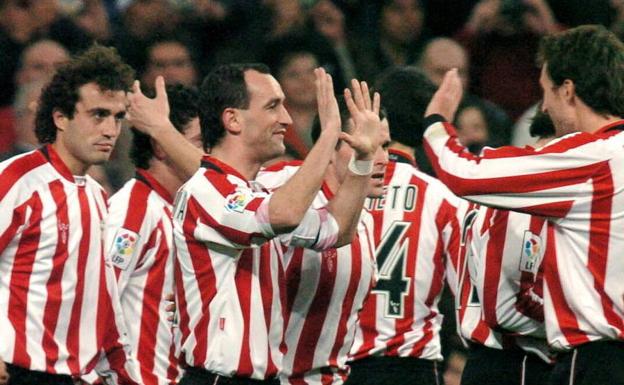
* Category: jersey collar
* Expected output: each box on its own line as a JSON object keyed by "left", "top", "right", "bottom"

{"left": 135, "top": 168, "right": 174, "bottom": 204}
{"left": 39, "top": 145, "right": 77, "bottom": 184}
{"left": 594, "top": 119, "right": 624, "bottom": 135}
{"left": 388, "top": 148, "right": 416, "bottom": 167}
{"left": 201, "top": 155, "right": 249, "bottom": 183}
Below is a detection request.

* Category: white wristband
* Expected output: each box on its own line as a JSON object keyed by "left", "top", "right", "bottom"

{"left": 348, "top": 155, "right": 373, "bottom": 176}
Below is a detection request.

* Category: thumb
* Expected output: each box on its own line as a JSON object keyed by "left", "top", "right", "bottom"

{"left": 131, "top": 79, "right": 143, "bottom": 97}
{"left": 155, "top": 76, "right": 169, "bottom": 104}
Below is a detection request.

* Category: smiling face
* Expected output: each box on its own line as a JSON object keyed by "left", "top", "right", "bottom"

{"left": 53, "top": 82, "right": 126, "bottom": 175}
{"left": 237, "top": 70, "right": 293, "bottom": 163}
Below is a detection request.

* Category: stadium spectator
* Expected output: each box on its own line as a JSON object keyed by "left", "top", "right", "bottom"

{"left": 455, "top": 0, "right": 560, "bottom": 120}
{"left": 0, "top": 80, "right": 45, "bottom": 161}
{"left": 141, "top": 38, "right": 199, "bottom": 88}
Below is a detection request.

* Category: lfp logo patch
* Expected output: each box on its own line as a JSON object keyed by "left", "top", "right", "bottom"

{"left": 225, "top": 191, "right": 250, "bottom": 213}
{"left": 519, "top": 231, "right": 543, "bottom": 274}
{"left": 108, "top": 229, "right": 140, "bottom": 270}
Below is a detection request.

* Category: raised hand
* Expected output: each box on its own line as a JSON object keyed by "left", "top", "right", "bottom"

{"left": 342, "top": 79, "right": 382, "bottom": 160}
{"left": 315, "top": 67, "right": 341, "bottom": 137}
{"left": 425, "top": 68, "right": 463, "bottom": 122}
{"left": 127, "top": 76, "right": 171, "bottom": 135}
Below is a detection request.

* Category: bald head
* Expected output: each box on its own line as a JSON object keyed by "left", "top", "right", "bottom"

{"left": 418, "top": 37, "right": 469, "bottom": 89}
{"left": 16, "top": 39, "right": 69, "bottom": 85}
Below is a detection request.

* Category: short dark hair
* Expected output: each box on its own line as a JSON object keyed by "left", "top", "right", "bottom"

{"left": 130, "top": 84, "right": 199, "bottom": 169}
{"left": 529, "top": 109, "right": 555, "bottom": 139}
{"left": 375, "top": 66, "right": 436, "bottom": 148}
{"left": 35, "top": 45, "right": 135, "bottom": 144}
{"left": 198, "top": 63, "right": 270, "bottom": 151}
{"left": 538, "top": 25, "right": 624, "bottom": 117}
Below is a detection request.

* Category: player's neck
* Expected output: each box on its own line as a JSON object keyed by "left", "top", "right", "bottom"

{"left": 50, "top": 142, "right": 89, "bottom": 176}
{"left": 210, "top": 145, "right": 261, "bottom": 181}
{"left": 575, "top": 100, "right": 622, "bottom": 134}
{"left": 578, "top": 112, "right": 622, "bottom": 134}
{"left": 147, "top": 159, "right": 184, "bottom": 198}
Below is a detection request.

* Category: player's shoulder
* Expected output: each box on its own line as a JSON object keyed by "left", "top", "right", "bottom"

{"left": 390, "top": 162, "right": 451, "bottom": 191}
{"left": 0, "top": 150, "right": 53, "bottom": 201}
{"left": 257, "top": 160, "right": 302, "bottom": 189}
{"left": 0, "top": 149, "right": 49, "bottom": 180}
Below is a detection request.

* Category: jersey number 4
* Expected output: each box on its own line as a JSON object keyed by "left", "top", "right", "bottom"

{"left": 372, "top": 221, "right": 411, "bottom": 318}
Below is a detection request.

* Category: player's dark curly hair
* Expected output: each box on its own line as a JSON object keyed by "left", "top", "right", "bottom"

{"left": 198, "top": 63, "right": 270, "bottom": 151}
{"left": 35, "top": 44, "right": 135, "bottom": 144}
{"left": 374, "top": 66, "right": 436, "bottom": 148}
{"left": 538, "top": 25, "right": 624, "bottom": 117}
{"left": 130, "top": 84, "right": 200, "bottom": 169}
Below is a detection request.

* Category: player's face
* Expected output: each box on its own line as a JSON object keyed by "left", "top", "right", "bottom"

{"left": 539, "top": 64, "right": 576, "bottom": 137}
{"left": 54, "top": 82, "right": 126, "bottom": 175}
{"left": 368, "top": 119, "right": 391, "bottom": 198}
{"left": 238, "top": 70, "right": 293, "bottom": 163}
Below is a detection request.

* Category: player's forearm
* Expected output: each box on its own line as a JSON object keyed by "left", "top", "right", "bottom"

{"left": 269, "top": 129, "right": 339, "bottom": 233}
{"left": 147, "top": 121, "right": 203, "bottom": 179}
{"left": 327, "top": 171, "right": 370, "bottom": 246}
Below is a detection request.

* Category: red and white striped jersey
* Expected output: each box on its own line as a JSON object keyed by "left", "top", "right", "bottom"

{"left": 105, "top": 169, "right": 180, "bottom": 385}
{"left": 349, "top": 159, "right": 464, "bottom": 362}
{"left": 257, "top": 164, "right": 377, "bottom": 385}
{"left": 457, "top": 203, "right": 550, "bottom": 360}
{"left": 173, "top": 156, "right": 339, "bottom": 380}
{"left": 0, "top": 146, "right": 138, "bottom": 382}
{"left": 423, "top": 115, "right": 624, "bottom": 350}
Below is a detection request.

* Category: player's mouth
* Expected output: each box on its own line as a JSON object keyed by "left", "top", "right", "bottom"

{"left": 371, "top": 171, "right": 385, "bottom": 181}
{"left": 94, "top": 142, "right": 114, "bottom": 152}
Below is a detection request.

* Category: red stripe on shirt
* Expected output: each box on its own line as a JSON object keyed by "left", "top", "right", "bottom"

{"left": 0, "top": 151, "right": 46, "bottom": 200}
{"left": 327, "top": 238, "right": 362, "bottom": 366}
{"left": 42, "top": 180, "right": 69, "bottom": 372}
{"left": 482, "top": 210, "right": 508, "bottom": 329}
{"left": 8, "top": 192, "right": 43, "bottom": 368}
{"left": 190, "top": 196, "right": 266, "bottom": 247}
{"left": 235, "top": 248, "right": 254, "bottom": 377}
{"left": 182, "top": 204, "right": 217, "bottom": 366}
{"left": 137, "top": 221, "right": 168, "bottom": 385}
{"left": 587, "top": 168, "right": 624, "bottom": 333}
{"left": 259, "top": 242, "right": 278, "bottom": 377}
{"left": 543, "top": 224, "right": 589, "bottom": 346}
{"left": 65, "top": 187, "right": 91, "bottom": 373}
{"left": 122, "top": 181, "right": 150, "bottom": 233}
{"left": 291, "top": 249, "right": 338, "bottom": 376}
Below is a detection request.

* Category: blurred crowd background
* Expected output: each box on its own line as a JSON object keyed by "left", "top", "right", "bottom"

{"left": 1, "top": 1, "right": 622, "bottom": 382}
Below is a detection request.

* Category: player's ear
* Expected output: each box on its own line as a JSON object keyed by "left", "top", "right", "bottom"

{"left": 562, "top": 79, "right": 576, "bottom": 103}
{"left": 53, "top": 109, "right": 68, "bottom": 131}
{"left": 222, "top": 107, "right": 241, "bottom": 135}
